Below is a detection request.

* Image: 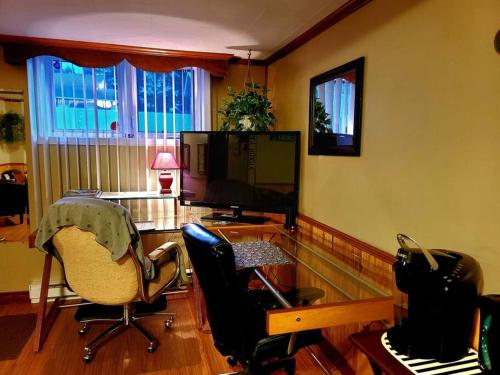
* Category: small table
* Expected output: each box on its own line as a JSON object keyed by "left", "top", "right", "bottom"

{"left": 350, "top": 330, "right": 412, "bottom": 375}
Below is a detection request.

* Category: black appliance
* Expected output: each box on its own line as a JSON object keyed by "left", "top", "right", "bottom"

{"left": 388, "top": 234, "right": 483, "bottom": 362}
{"left": 180, "top": 131, "right": 300, "bottom": 227}
{"left": 479, "top": 295, "right": 500, "bottom": 373}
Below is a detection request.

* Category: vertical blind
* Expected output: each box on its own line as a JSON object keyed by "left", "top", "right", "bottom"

{"left": 315, "top": 78, "right": 355, "bottom": 135}
{"left": 27, "top": 56, "right": 210, "bottom": 225}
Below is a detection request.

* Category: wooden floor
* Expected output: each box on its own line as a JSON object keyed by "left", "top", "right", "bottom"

{"left": 0, "top": 292, "right": 329, "bottom": 375}
{"left": 0, "top": 215, "right": 29, "bottom": 243}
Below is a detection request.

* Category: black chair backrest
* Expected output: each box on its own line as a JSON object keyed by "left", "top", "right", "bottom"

{"left": 182, "top": 224, "right": 264, "bottom": 357}
{"left": 0, "top": 180, "right": 27, "bottom": 212}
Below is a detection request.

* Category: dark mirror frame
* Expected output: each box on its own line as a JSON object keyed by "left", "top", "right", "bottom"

{"left": 308, "top": 56, "right": 365, "bottom": 156}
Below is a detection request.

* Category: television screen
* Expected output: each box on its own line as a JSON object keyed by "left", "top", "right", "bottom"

{"left": 180, "top": 131, "right": 300, "bottom": 225}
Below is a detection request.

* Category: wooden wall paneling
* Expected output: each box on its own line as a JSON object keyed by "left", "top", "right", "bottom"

{"left": 295, "top": 213, "right": 396, "bottom": 374}
{"left": 296, "top": 215, "right": 395, "bottom": 284}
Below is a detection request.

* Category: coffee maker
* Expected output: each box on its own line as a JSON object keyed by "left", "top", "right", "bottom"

{"left": 387, "top": 234, "right": 483, "bottom": 362}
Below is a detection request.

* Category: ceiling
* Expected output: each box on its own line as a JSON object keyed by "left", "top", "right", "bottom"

{"left": 0, "top": 0, "right": 348, "bottom": 59}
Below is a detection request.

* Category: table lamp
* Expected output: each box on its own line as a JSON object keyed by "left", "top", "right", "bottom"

{"left": 151, "top": 152, "right": 180, "bottom": 194}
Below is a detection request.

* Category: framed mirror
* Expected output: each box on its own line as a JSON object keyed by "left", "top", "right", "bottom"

{"left": 308, "top": 57, "right": 364, "bottom": 156}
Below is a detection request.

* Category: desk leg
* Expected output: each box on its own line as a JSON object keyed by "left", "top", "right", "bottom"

{"left": 192, "top": 271, "right": 209, "bottom": 332}
{"left": 33, "top": 253, "right": 61, "bottom": 352}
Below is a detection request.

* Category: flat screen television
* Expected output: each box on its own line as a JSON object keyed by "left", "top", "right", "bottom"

{"left": 180, "top": 131, "right": 300, "bottom": 227}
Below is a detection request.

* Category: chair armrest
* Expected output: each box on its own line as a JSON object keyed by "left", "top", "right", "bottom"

{"left": 249, "top": 287, "right": 325, "bottom": 311}
{"left": 141, "top": 242, "right": 182, "bottom": 303}
{"left": 147, "top": 241, "right": 179, "bottom": 265}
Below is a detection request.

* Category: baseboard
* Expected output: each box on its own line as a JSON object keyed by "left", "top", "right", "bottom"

{"left": 29, "top": 282, "right": 77, "bottom": 303}
{"left": 0, "top": 290, "right": 30, "bottom": 304}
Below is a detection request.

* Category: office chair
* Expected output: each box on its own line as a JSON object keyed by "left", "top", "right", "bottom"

{"left": 181, "top": 223, "right": 324, "bottom": 375}
{"left": 43, "top": 200, "right": 181, "bottom": 363}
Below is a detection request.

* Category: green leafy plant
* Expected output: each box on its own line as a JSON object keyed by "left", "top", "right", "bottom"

{"left": 218, "top": 83, "right": 275, "bottom": 131}
{"left": 0, "top": 112, "right": 25, "bottom": 143}
{"left": 313, "top": 100, "right": 332, "bottom": 133}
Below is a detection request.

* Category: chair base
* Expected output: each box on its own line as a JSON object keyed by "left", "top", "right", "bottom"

{"left": 80, "top": 304, "right": 175, "bottom": 363}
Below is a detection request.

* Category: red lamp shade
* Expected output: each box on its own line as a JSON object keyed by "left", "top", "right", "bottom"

{"left": 151, "top": 152, "right": 180, "bottom": 194}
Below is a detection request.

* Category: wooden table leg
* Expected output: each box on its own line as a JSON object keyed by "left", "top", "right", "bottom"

{"left": 33, "top": 253, "right": 61, "bottom": 352}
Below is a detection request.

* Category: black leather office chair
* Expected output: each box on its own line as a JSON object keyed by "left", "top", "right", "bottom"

{"left": 182, "top": 223, "right": 324, "bottom": 375}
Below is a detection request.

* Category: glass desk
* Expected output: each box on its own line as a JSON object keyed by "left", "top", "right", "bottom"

{"left": 99, "top": 190, "right": 179, "bottom": 217}
{"left": 193, "top": 224, "right": 393, "bottom": 339}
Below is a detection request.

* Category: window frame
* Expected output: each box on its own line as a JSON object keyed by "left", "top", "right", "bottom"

{"left": 43, "top": 58, "right": 197, "bottom": 141}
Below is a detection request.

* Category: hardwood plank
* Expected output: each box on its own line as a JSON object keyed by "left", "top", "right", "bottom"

{"left": 0, "top": 292, "right": 327, "bottom": 375}
{"left": 0, "top": 217, "right": 29, "bottom": 243}
{"left": 267, "top": 297, "right": 393, "bottom": 335}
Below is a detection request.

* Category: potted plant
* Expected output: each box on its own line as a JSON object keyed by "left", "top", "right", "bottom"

{"left": 313, "top": 99, "right": 332, "bottom": 133}
{"left": 0, "top": 111, "right": 25, "bottom": 143}
{"left": 218, "top": 83, "right": 275, "bottom": 131}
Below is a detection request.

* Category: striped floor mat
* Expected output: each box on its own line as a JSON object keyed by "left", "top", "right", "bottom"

{"left": 381, "top": 332, "right": 483, "bottom": 374}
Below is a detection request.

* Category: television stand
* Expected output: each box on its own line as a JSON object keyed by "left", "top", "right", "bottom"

{"left": 201, "top": 209, "right": 268, "bottom": 225}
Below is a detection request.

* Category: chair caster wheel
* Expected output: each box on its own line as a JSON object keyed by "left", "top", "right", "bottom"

{"left": 227, "top": 356, "right": 238, "bottom": 367}
{"left": 78, "top": 324, "right": 89, "bottom": 336}
{"left": 83, "top": 353, "right": 93, "bottom": 363}
{"left": 164, "top": 318, "right": 174, "bottom": 328}
{"left": 147, "top": 341, "right": 158, "bottom": 353}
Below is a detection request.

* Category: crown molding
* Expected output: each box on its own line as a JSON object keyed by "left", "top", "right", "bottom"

{"left": 264, "top": 0, "right": 371, "bottom": 65}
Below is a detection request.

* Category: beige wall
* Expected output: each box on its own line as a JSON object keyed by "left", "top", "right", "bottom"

{"left": 0, "top": 48, "right": 27, "bottom": 164}
{"left": 0, "top": 46, "right": 62, "bottom": 292}
{"left": 268, "top": 0, "right": 500, "bottom": 292}
{"left": 211, "top": 64, "right": 266, "bottom": 129}
{"left": 0, "top": 143, "right": 26, "bottom": 164}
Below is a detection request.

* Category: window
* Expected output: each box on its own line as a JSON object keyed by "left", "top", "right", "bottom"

{"left": 29, "top": 57, "right": 205, "bottom": 141}
{"left": 136, "top": 69, "right": 193, "bottom": 134}
{"left": 53, "top": 61, "right": 119, "bottom": 134}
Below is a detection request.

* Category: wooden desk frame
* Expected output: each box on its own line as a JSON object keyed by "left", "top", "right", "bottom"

{"left": 267, "top": 297, "right": 393, "bottom": 335}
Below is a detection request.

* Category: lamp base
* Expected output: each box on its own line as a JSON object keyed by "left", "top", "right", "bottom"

{"left": 158, "top": 171, "right": 173, "bottom": 195}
